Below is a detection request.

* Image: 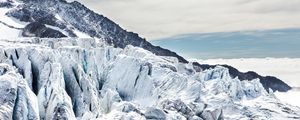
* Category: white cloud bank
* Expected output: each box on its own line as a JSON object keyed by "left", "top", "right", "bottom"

{"left": 77, "top": 0, "right": 300, "bottom": 40}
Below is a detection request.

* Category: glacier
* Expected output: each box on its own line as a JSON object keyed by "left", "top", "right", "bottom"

{"left": 0, "top": 38, "right": 299, "bottom": 120}
{"left": 0, "top": 0, "right": 299, "bottom": 119}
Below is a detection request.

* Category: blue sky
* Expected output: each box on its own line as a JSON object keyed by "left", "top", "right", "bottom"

{"left": 76, "top": 0, "right": 300, "bottom": 40}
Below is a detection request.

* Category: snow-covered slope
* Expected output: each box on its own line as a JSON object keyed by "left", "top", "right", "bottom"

{"left": 0, "top": 1, "right": 24, "bottom": 39}
{"left": 0, "top": 38, "right": 299, "bottom": 120}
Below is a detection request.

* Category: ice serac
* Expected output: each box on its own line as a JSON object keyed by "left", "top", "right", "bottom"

{"left": 37, "top": 62, "right": 76, "bottom": 119}
{"left": 0, "top": 63, "right": 39, "bottom": 120}
{"left": 0, "top": 38, "right": 299, "bottom": 120}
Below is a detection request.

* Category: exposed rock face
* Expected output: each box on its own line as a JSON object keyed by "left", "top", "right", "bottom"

{"left": 0, "top": 38, "right": 299, "bottom": 120}
{"left": 0, "top": 0, "right": 14, "bottom": 8}
{"left": 22, "top": 22, "right": 67, "bottom": 38}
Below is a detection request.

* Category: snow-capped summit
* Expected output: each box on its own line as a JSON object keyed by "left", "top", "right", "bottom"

{"left": 0, "top": 0, "right": 298, "bottom": 120}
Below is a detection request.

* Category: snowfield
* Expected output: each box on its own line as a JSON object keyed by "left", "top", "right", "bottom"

{"left": 0, "top": 7, "right": 23, "bottom": 39}
{"left": 197, "top": 58, "right": 300, "bottom": 107}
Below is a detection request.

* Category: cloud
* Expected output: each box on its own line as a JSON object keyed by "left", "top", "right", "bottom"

{"left": 76, "top": 0, "right": 300, "bottom": 40}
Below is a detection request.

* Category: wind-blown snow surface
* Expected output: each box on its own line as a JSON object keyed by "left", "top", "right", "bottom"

{"left": 197, "top": 58, "right": 300, "bottom": 107}
{"left": 0, "top": 38, "right": 300, "bottom": 120}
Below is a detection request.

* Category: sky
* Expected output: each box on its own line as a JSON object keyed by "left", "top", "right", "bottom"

{"left": 76, "top": 0, "right": 300, "bottom": 40}
{"left": 151, "top": 28, "right": 300, "bottom": 59}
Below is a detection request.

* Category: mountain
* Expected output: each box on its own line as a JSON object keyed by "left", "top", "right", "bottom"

{"left": 0, "top": 0, "right": 187, "bottom": 63}
{"left": 0, "top": 0, "right": 298, "bottom": 119}
{"left": 0, "top": 0, "right": 291, "bottom": 92}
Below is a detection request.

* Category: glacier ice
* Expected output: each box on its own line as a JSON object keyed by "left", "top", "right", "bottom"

{"left": 0, "top": 38, "right": 299, "bottom": 120}
{"left": 0, "top": 63, "right": 39, "bottom": 120}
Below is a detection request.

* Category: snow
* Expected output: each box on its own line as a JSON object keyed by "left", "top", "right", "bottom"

{"left": 0, "top": 38, "right": 300, "bottom": 119}
{"left": 73, "top": 29, "right": 92, "bottom": 38}
{"left": 0, "top": 63, "right": 39, "bottom": 119}
{"left": 0, "top": 22, "right": 21, "bottom": 39}
{"left": 37, "top": 62, "right": 76, "bottom": 119}
{"left": 45, "top": 24, "right": 70, "bottom": 37}
{"left": 275, "top": 89, "right": 300, "bottom": 107}
{"left": 0, "top": 0, "right": 297, "bottom": 118}
{"left": 196, "top": 58, "right": 300, "bottom": 87}
{"left": 0, "top": 3, "right": 28, "bottom": 39}
{"left": 196, "top": 58, "right": 300, "bottom": 107}
{"left": 0, "top": 8, "right": 27, "bottom": 28}
{"left": 53, "top": 14, "right": 92, "bottom": 39}
{"left": 55, "top": 14, "right": 64, "bottom": 21}
{"left": 0, "top": 4, "right": 91, "bottom": 39}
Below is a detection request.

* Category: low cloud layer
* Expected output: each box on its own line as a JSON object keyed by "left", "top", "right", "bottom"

{"left": 76, "top": 0, "right": 300, "bottom": 40}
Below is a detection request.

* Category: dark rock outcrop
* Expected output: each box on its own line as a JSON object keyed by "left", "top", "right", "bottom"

{"left": 0, "top": 0, "right": 14, "bottom": 8}
{"left": 22, "top": 22, "right": 67, "bottom": 38}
